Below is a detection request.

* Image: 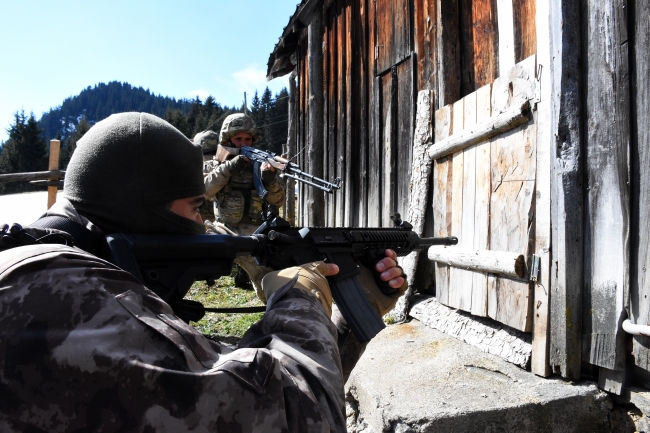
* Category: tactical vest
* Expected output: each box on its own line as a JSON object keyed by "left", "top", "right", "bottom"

{"left": 215, "top": 169, "right": 263, "bottom": 225}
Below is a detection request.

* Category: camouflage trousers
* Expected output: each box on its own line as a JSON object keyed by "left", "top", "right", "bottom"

{"left": 204, "top": 220, "right": 273, "bottom": 303}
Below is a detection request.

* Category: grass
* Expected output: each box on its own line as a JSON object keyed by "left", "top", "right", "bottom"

{"left": 186, "top": 275, "right": 265, "bottom": 345}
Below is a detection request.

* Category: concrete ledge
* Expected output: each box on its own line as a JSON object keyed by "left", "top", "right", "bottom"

{"left": 346, "top": 320, "right": 612, "bottom": 433}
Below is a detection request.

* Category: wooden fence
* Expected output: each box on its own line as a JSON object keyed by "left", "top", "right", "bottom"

{"left": 0, "top": 139, "right": 63, "bottom": 209}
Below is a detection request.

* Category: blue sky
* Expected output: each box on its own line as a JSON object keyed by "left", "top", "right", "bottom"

{"left": 0, "top": 0, "right": 298, "bottom": 143}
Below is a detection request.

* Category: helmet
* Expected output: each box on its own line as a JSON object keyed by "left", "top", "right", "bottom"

{"left": 193, "top": 130, "right": 219, "bottom": 153}
{"left": 219, "top": 113, "right": 259, "bottom": 145}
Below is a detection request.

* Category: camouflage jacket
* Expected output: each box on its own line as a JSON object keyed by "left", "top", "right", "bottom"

{"left": 204, "top": 157, "right": 285, "bottom": 225}
{"left": 0, "top": 244, "right": 346, "bottom": 432}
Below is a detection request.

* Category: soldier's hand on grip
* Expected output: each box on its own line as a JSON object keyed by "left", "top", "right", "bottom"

{"left": 357, "top": 249, "right": 407, "bottom": 316}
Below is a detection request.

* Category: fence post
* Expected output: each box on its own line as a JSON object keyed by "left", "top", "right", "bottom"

{"left": 47, "top": 139, "right": 61, "bottom": 209}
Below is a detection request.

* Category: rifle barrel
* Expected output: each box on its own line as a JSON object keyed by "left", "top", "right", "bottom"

{"left": 419, "top": 236, "right": 458, "bottom": 247}
{"left": 282, "top": 172, "right": 341, "bottom": 193}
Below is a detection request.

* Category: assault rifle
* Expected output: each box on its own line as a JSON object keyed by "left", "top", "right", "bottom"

{"left": 239, "top": 146, "right": 341, "bottom": 198}
{"left": 104, "top": 211, "right": 457, "bottom": 342}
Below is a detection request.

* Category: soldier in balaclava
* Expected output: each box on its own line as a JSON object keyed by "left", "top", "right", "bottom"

{"left": 197, "top": 113, "right": 285, "bottom": 296}
{"left": 0, "top": 111, "right": 411, "bottom": 432}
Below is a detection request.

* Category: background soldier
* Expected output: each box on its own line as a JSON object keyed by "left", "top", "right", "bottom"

{"left": 198, "top": 113, "right": 284, "bottom": 297}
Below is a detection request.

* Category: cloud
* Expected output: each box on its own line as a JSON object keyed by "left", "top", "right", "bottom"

{"left": 231, "top": 66, "right": 268, "bottom": 94}
{"left": 231, "top": 65, "right": 289, "bottom": 96}
{"left": 188, "top": 88, "right": 210, "bottom": 101}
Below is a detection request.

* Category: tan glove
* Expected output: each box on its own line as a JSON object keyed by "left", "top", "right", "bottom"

{"left": 261, "top": 261, "right": 333, "bottom": 317}
{"left": 204, "top": 220, "right": 237, "bottom": 235}
{"left": 357, "top": 263, "right": 408, "bottom": 317}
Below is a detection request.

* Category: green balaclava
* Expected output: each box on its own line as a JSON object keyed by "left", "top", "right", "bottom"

{"left": 64, "top": 112, "right": 205, "bottom": 235}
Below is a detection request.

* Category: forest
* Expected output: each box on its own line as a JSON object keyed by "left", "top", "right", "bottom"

{"left": 0, "top": 81, "right": 288, "bottom": 194}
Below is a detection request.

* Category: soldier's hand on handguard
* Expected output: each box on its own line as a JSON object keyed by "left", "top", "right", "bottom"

{"left": 224, "top": 155, "right": 247, "bottom": 174}
{"left": 262, "top": 262, "right": 339, "bottom": 317}
{"left": 359, "top": 249, "right": 408, "bottom": 316}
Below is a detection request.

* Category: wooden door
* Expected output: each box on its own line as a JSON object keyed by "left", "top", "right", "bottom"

{"left": 429, "top": 55, "right": 537, "bottom": 332}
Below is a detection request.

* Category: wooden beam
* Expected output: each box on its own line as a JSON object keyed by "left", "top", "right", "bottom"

{"left": 394, "top": 90, "right": 435, "bottom": 321}
{"left": 307, "top": 13, "right": 325, "bottom": 226}
{"left": 631, "top": 0, "right": 650, "bottom": 377}
{"left": 286, "top": 75, "right": 297, "bottom": 225}
{"left": 428, "top": 246, "right": 526, "bottom": 279}
{"left": 0, "top": 170, "right": 65, "bottom": 183}
{"left": 582, "top": 0, "right": 630, "bottom": 384}
{"left": 427, "top": 101, "right": 531, "bottom": 160}
{"left": 47, "top": 140, "right": 61, "bottom": 209}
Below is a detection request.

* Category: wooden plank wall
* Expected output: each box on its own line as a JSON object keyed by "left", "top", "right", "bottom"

{"left": 631, "top": 0, "right": 650, "bottom": 377}
{"left": 300, "top": 0, "right": 416, "bottom": 228}
{"left": 582, "top": 0, "right": 629, "bottom": 377}
{"left": 432, "top": 55, "right": 537, "bottom": 332}
{"left": 292, "top": 0, "right": 541, "bottom": 335}
{"left": 547, "top": 0, "right": 583, "bottom": 381}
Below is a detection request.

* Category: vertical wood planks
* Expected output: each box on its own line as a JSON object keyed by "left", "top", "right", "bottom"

{"left": 532, "top": 0, "right": 552, "bottom": 377}
{"left": 308, "top": 14, "right": 325, "bottom": 227}
{"left": 471, "top": 0, "right": 499, "bottom": 86}
{"left": 488, "top": 120, "right": 536, "bottom": 331}
{"left": 457, "top": 91, "right": 477, "bottom": 310}
{"left": 286, "top": 74, "right": 297, "bottom": 225}
{"left": 448, "top": 98, "right": 466, "bottom": 309}
{"left": 375, "top": 0, "right": 411, "bottom": 75}
{"left": 344, "top": 1, "right": 354, "bottom": 226}
{"left": 367, "top": 0, "right": 381, "bottom": 227}
{"left": 433, "top": 105, "right": 453, "bottom": 305}
{"left": 415, "top": 0, "right": 438, "bottom": 96}
{"left": 437, "top": 0, "right": 460, "bottom": 108}
{"left": 512, "top": 0, "right": 537, "bottom": 63}
{"left": 336, "top": 1, "right": 346, "bottom": 227}
{"left": 327, "top": 5, "right": 338, "bottom": 227}
{"left": 354, "top": 0, "right": 369, "bottom": 227}
{"left": 299, "top": 46, "right": 307, "bottom": 225}
{"left": 583, "top": 0, "right": 629, "bottom": 374}
{"left": 632, "top": 0, "right": 650, "bottom": 375}
{"left": 544, "top": 0, "right": 586, "bottom": 380}
{"left": 397, "top": 58, "right": 415, "bottom": 220}
{"left": 381, "top": 70, "right": 396, "bottom": 226}
{"left": 471, "top": 83, "right": 492, "bottom": 316}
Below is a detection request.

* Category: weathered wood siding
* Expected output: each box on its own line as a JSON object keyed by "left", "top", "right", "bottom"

{"left": 294, "top": 0, "right": 537, "bottom": 228}
{"left": 630, "top": 0, "right": 650, "bottom": 379}
{"left": 273, "top": 0, "right": 650, "bottom": 386}
{"left": 431, "top": 56, "right": 537, "bottom": 332}
{"left": 582, "top": 0, "right": 629, "bottom": 376}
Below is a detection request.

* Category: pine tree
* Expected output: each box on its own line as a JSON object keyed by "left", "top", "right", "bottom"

{"left": 0, "top": 111, "right": 47, "bottom": 194}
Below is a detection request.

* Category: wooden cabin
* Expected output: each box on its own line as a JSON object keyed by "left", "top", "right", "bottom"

{"left": 267, "top": 0, "right": 650, "bottom": 395}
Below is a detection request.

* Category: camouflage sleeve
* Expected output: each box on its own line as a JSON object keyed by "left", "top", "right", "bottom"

{"left": 263, "top": 177, "right": 286, "bottom": 208}
{"left": 0, "top": 245, "right": 345, "bottom": 433}
{"left": 204, "top": 159, "right": 231, "bottom": 198}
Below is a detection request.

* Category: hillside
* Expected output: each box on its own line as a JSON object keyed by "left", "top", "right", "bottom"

{"left": 38, "top": 81, "right": 195, "bottom": 141}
